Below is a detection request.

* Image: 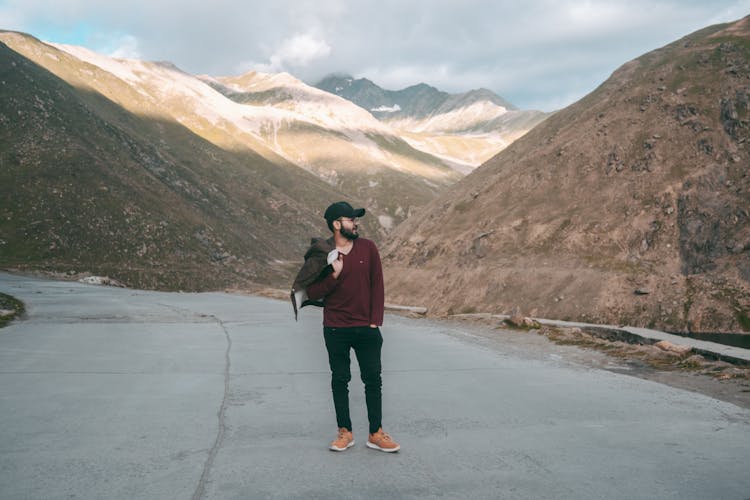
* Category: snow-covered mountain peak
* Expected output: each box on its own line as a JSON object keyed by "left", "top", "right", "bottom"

{"left": 390, "top": 100, "right": 509, "bottom": 134}
{"left": 49, "top": 42, "right": 144, "bottom": 84}
{"left": 211, "top": 70, "right": 394, "bottom": 134}
{"left": 22, "top": 37, "right": 542, "bottom": 181}
{"left": 215, "top": 70, "right": 301, "bottom": 93}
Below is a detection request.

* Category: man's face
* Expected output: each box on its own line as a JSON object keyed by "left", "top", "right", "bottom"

{"left": 337, "top": 217, "right": 359, "bottom": 240}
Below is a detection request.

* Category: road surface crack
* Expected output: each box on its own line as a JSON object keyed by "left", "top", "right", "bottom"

{"left": 191, "top": 315, "right": 231, "bottom": 500}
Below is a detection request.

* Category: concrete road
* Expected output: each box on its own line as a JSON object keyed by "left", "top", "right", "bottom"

{"left": 0, "top": 272, "right": 748, "bottom": 500}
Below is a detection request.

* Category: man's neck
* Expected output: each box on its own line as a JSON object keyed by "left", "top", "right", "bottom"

{"left": 334, "top": 233, "right": 354, "bottom": 250}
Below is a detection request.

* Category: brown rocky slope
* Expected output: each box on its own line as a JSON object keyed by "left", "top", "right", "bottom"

{"left": 382, "top": 16, "right": 750, "bottom": 333}
{"left": 0, "top": 40, "right": 355, "bottom": 290}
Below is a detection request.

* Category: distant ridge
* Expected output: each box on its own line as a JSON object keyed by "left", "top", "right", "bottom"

{"left": 316, "top": 74, "right": 548, "bottom": 170}
{"left": 315, "top": 74, "right": 517, "bottom": 120}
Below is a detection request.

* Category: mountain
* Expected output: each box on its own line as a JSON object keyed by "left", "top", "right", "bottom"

{"left": 316, "top": 75, "right": 548, "bottom": 172}
{"left": 3, "top": 33, "right": 461, "bottom": 232}
{"left": 380, "top": 16, "right": 750, "bottom": 333}
{"left": 0, "top": 31, "right": 481, "bottom": 289}
{"left": 0, "top": 32, "right": 358, "bottom": 290}
{"left": 316, "top": 74, "right": 516, "bottom": 119}
{"left": 195, "top": 71, "right": 462, "bottom": 226}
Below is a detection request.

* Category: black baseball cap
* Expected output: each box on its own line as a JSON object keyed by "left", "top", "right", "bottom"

{"left": 324, "top": 201, "right": 366, "bottom": 225}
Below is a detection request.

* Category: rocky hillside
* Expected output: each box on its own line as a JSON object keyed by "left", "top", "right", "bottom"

{"left": 316, "top": 75, "right": 548, "bottom": 172}
{"left": 0, "top": 35, "right": 360, "bottom": 290}
{"left": 0, "top": 31, "right": 475, "bottom": 290}
{"left": 382, "top": 16, "right": 750, "bottom": 334}
{"left": 2, "top": 33, "right": 461, "bottom": 234}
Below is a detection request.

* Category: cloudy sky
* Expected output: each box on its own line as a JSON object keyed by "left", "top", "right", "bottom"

{"left": 1, "top": 1, "right": 748, "bottom": 111}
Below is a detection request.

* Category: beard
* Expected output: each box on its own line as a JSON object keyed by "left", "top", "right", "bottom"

{"left": 340, "top": 225, "right": 359, "bottom": 240}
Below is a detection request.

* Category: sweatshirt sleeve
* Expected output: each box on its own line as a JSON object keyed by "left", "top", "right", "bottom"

{"left": 369, "top": 241, "right": 385, "bottom": 326}
{"left": 306, "top": 273, "right": 339, "bottom": 301}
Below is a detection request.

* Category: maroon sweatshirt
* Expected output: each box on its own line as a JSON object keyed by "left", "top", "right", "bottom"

{"left": 305, "top": 238, "right": 385, "bottom": 327}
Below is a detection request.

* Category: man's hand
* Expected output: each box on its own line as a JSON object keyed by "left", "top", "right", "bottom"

{"left": 331, "top": 254, "right": 343, "bottom": 279}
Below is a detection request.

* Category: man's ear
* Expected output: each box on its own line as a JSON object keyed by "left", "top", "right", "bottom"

{"left": 333, "top": 220, "right": 341, "bottom": 232}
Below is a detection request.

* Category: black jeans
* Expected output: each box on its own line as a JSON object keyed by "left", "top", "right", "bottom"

{"left": 323, "top": 326, "right": 383, "bottom": 434}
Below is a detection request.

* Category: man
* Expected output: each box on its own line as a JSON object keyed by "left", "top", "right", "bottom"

{"left": 305, "top": 201, "right": 400, "bottom": 453}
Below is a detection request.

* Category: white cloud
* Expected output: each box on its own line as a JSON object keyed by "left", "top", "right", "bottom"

{"left": 5, "top": 0, "right": 750, "bottom": 111}
{"left": 278, "top": 33, "right": 331, "bottom": 66}
{"left": 243, "top": 32, "right": 331, "bottom": 74}
{"left": 108, "top": 34, "right": 140, "bottom": 59}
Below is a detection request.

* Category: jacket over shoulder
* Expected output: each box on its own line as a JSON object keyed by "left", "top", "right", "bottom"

{"left": 290, "top": 237, "right": 338, "bottom": 320}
